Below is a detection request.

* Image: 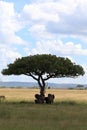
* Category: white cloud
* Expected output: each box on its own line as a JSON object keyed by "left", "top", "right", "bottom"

{"left": 46, "top": 0, "right": 87, "bottom": 37}
{"left": 0, "top": 0, "right": 87, "bottom": 83}
{"left": 21, "top": 0, "right": 87, "bottom": 45}
{"left": 28, "top": 0, "right": 87, "bottom": 61}
{"left": 0, "top": 44, "right": 21, "bottom": 62}
{"left": 21, "top": 0, "right": 87, "bottom": 38}
{"left": 22, "top": 2, "right": 60, "bottom": 23}
{"left": 0, "top": 0, "right": 87, "bottom": 57}
{"left": 0, "top": 43, "right": 22, "bottom": 80}
{"left": 0, "top": 1, "right": 26, "bottom": 45}
{"left": 0, "top": 1, "right": 28, "bottom": 78}
{"left": 29, "top": 40, "right": 87, "bottom": 56}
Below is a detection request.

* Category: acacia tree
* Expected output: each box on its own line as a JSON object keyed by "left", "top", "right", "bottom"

{"left": 2, "top": 54, "right": 84, "bottom": 96}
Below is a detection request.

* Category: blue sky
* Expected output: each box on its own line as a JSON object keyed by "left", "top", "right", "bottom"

{"left": 0, "top": 0, "right": 87, "bottom": 84}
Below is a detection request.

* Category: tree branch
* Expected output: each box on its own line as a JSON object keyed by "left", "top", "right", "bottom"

{"left": 25, "top": 72, "right": 38, "bottom": 81}
{"left": 44, "top": 74, "right": 55, "bottom": 81}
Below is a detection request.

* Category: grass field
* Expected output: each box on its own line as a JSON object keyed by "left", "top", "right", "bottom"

{"left": 0, "top": 88, "right": 87, "bottom": 102}
{"left": 0, "top": 88, "right": 87, "bottom": 130}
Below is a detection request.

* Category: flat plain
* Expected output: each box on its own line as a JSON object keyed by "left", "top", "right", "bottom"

{"left": 0, "top": 88, "right": 87, "bottom": 130}
{"left": 0, "top": 88, "right": 87, "bottom": 102}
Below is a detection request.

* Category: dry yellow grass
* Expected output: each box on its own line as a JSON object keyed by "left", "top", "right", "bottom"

{"left": 0, "top": 88, "right": 87, "bottom": 102}
{"left": 0, "top": 88, "right": 39, "bottom": 101}
{"left": 46, "top": 89, "right": 87, "bottom": 103}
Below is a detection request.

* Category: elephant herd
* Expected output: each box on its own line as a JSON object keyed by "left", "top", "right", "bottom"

{"left": 35, "top": 94, "right": 55, "bottom": 104}
{"left": 0, "top": 94, "right": 55, "bottom": 104}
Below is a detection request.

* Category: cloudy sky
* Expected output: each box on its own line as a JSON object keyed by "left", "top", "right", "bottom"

{"left": 0, "top": 0, "right": 87, "bottom": 84}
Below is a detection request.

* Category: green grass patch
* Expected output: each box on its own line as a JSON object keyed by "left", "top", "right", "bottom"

{"left": 0, "top": 101, "right": 87, "bottom": 130}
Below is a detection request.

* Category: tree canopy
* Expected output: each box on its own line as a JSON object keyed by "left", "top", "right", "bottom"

{"left": 2, "top": 54, "right": 85, "bottom": 96}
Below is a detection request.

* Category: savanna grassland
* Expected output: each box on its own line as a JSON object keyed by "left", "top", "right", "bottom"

{"left": 1, "top": 88, "right": 87, "bottom": 102}
{"left": 0, "top": 88, "right": 87, "bottom": 130}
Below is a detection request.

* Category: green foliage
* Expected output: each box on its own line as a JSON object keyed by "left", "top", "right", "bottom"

{"left": 1, "top": 54, "right": 85, "bottom": 95}
{"left": 2, "top": 54, "right": 85, "bottom": 77}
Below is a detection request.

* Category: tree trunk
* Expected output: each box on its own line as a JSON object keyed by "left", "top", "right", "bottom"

{"left": 40, "top": 86, "right": 45, "bottom": 97}
{"left": 38, "top": 75, "right": 46, "bottom": 97}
